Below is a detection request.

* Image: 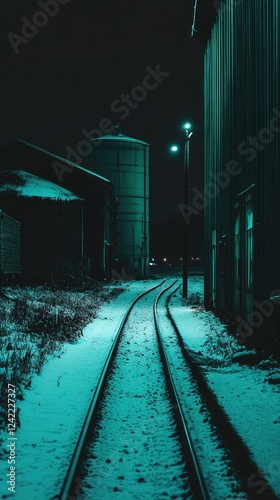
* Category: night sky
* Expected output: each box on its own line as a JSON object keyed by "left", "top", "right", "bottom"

{"left": 0, "top": 0, "right": 203, "bottom": 224}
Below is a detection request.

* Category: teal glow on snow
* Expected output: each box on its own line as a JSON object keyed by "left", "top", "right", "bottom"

{"left": 0, "top": 170, "right": 83, "bottom": 200}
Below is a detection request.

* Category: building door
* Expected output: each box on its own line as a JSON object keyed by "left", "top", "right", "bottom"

{"left": 244, "top": 193, "right": 254, "bottom": 320}
{"left": 211, "top": 230, "right": 216, "bottom": 307}
{"left": 235, "top": 189, "right": 254, "bottom": 322}
{"left": 217, "top": 234, "right": 226, "bottom": 310}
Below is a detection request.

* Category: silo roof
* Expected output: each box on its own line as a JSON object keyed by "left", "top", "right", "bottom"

{"left": 95, "top": 133, "right": 149, "bottom": 146}
{"left": 0, "top": 170, "right": 83, "bottom": 201}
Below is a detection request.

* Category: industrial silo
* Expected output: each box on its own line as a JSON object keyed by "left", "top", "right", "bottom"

{"left": 84, "top": 126, "right": 149, "bottom": 278}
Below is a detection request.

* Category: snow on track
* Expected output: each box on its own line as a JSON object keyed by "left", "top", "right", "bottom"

{"left": 1, "top": 276, "right": 280, "bottom": 500}
{"left": 169, "top": 276, "right": 280, "bottom": 499}
{"left": 157, "top": 290, "right": 245, "bottom": 499}
{"left": 80, "top": 287, "right": 190, "bottom": 499}
{"left": 0, "top": 281, "right": 158, "bottom": 499}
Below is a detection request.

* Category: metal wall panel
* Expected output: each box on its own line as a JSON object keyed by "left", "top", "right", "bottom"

{"left": 204, "top": 0, "right": 280, "bottom": 348}
{"left": 0, "top": 210, "right": 21, "bottom": 274}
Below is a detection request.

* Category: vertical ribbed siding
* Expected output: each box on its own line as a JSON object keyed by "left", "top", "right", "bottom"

{"left": 204, "top": 0, "right": 280, "bottom": 347}
{"left": 0, "top": 210, "right": 21, "bottom": 274}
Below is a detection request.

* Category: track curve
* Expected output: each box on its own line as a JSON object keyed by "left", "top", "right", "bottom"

{"left": 59, "top": 280, "right": 210, "bottom": 500}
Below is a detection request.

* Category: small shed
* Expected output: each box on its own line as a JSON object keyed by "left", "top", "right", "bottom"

{"left": 0, "top": 139, "right": 117, "bottom": 281}
{"left": 0, "top": 170, "right": 84, "bottom": 281}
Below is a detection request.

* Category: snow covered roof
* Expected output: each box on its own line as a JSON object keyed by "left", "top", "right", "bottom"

{"left": 0, "top": 170, "right": 84, "bottom": 201}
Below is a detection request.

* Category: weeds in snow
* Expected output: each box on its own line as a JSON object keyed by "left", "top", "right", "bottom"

{"left": 203, "top": 316, "right": 243, "bottom": 365}
{"left": 185, "top": 292, "right": 203, "bottom": 307}
{"left": 0, "top": 280, "right": 124, "bottom": 431}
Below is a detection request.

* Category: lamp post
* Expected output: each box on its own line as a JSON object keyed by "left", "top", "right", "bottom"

{"left": 170, "top": 122, "right": 193, "bottom": 298}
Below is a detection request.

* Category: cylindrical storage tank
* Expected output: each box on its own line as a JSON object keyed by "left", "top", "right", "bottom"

{"left": 84, "top": 128, "right": 149, "bottom": 277}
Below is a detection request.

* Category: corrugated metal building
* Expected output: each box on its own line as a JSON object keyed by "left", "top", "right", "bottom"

{"left": 0, "top": 209, "right": 21, "bottom": 276}
{"left": 0, "top": 170, "right": 84, "bottom": 281}
{"left": 0, "top": 140, "right": 117, "bottom": 281}
{"left": 193, "top": 1, "right": 280, "bottom": 351}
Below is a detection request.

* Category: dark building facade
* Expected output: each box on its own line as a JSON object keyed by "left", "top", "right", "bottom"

{"left": 0, "top": 140, "right": 117, "bottom": 281}
{"left": 0, "top": 209, "right": 21, "bottom": 276}
{"left": 0, "top": 170, "right": 84, "bottom": 281}
{"left": 193, "top": 1, "right": 280, "bottom": 351}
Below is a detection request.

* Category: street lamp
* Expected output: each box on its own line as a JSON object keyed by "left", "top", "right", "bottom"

{"left": 170, "top": 122, "right": 193, "bottom": 298}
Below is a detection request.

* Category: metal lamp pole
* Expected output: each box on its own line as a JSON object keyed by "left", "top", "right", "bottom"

{"left": 183, "top": 124, "right": 192, "bottom": 299}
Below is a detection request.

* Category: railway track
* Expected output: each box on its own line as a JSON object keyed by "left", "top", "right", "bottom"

{"left": 58, "top": 280, "right": 210, "bottom": 499}
{"left": 57, "top": 279, "right": 279, "bottom": 500}
{"left": 158, "top": 286, "right": 279, "bottom": 500}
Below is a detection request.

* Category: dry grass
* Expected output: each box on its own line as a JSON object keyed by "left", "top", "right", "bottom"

{"left": 0, "top": 280, "right": 124, "bottom": 430}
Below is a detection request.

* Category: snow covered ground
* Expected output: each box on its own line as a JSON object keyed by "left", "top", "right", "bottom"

{"left": 0, "top": 276, "right": 279, "bottom": 499}
{"left": 169, "top": 276, "right": 280, "bottom": 498}
{"left": 81, "top": 287, "right": 191, "bottom": 499}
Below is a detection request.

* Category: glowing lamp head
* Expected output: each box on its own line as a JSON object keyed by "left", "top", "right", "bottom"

{"left": 184, "top": 122, "right": 191, "bottom": 130}
{"left": 170, "top": 145, "right": 178, "bottom": 152}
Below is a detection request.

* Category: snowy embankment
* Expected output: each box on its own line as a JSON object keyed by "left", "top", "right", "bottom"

{"left": 0, "top": 280, "right": 157, "bottom": 499}
{"left": 0, "top": 276, "right": 279, "bottom": 499}
{"left": 170, "top": 276, "right": 280, "bottom": 498}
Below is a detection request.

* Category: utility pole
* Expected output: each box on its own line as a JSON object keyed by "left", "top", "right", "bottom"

{"left": 182, "top": 124, "right": 193, "bottom": 299}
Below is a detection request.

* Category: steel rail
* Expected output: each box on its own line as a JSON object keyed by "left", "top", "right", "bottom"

{"left": 154, "top": 282, "right": 210, "bottom": 500}
{"left": 59, "top": 279, "right": 167, "bottom": 500}
{"left": 164, "top": 287, "right": 279, "bottom": 500}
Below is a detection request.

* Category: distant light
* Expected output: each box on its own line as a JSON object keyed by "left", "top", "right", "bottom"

{"left": 170, "top": 145, "right": 178, "bottom": 152}
{"left": 163, "top": 258, "right": 167, "bottom": 262}
{"left": 184, "top": 122, "right": 191, "bottom": 130}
